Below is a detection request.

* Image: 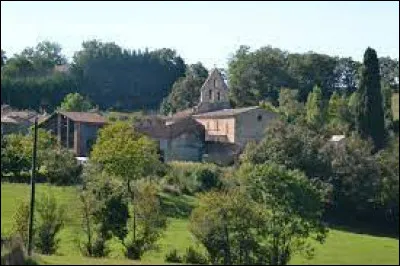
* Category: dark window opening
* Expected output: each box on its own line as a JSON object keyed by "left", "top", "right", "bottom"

{"left": 209, "top": 90, "right": 212, "bottom": 100}
{"left": 257, "top": 115, "right": 262, "bottom": 121}
{"left": 217, "top": 92, "right": 221, "bottom": 101}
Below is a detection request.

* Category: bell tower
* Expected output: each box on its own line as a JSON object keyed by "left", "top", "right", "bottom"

{"left": 197, "top": 68, "right": 230, "bottom": 113}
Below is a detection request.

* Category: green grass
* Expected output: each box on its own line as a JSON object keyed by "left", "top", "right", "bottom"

{"left": 393, "top": 92, "right": 399, "bottom": 120}
{"left": 2, "top": 183, "right": 399, "bottom": 265}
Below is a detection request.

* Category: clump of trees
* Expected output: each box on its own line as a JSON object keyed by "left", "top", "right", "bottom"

{"left": 79, "top": 121, "right": 167, "bottom": 260}
{"left": 1, "top": 129, "right": 81, "bottom": 185}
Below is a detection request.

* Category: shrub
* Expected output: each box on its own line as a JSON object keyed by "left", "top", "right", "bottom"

{"left": 42, "top": 148, "right": 82, "bottom": 185}
{"left": 105, "top": 236, "right": 127, "bottom": 259}
{"left": 165, "top": 162, "right": 222, "bottom": 195}
{"left": 183, "top": 246, "right": 209, "bottom": 265}
{"left": 12, "top": 200, "right": 30, "bottom": 245}
{"left": 165, "top": 249, "right": 183, "bottom": 263}
{"left": 34, "top": 190, "right": 65, "bottom": 254}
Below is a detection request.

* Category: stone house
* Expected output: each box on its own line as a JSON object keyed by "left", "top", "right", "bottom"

{"left": 163, "top": 68, "right": 278, "bottom": 164}
{"left": 39, "top": 111, "right": 107, "bottom": 157}
{"left": 1, "top": 105, "right": 49, "bottom": 136}
{"left": 134, "top": 116, "right": 205, "bottom": 162}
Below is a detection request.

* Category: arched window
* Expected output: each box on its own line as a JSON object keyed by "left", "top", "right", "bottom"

{"left": 214, "top": 79, "right": 217, "bottom": 87}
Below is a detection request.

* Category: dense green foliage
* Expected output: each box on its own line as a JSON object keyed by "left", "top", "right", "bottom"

{"left": 160, "top": 63, "right": 208, "bottom": 115}
{"left": 1, "top": 131, "right": 81, "bottom": 185}
{"left": 356, "top": 47, "right": 387, "bottom": 150}
{"left": 58, "top": 93, "right": 94, "bottom": 112}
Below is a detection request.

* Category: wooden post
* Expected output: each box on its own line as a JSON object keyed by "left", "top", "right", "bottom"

{"left": 27, "top": 118, "right": 38, "bottom": 256}
{"left": 66, "top": 118, "right": 70, "bottom": 149}
{"left": 57, "top": 114, "right": 62, "bottom": 145}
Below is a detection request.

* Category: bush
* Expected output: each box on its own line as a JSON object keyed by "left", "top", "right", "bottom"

{"left": 34, "top": 190, "right": 65, "bottom": 254}
{"left": 165, "top": 249, "right": 183, "bottom": 263}
{"left": 42, "top": 148, "right": 82, "bottom": 185}
{"left": 12, "top": 200, "right": 30, "bottom": 245}
{"left": 183, "top": 246, "right": 209, "bottom": 265}
{"left": 105, "top": 236, "right": 127, "bottom": 259}
{"left": 165, "top": 162, "right": 222, "bottom": 195}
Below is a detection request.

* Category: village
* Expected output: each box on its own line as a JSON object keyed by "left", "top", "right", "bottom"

{"left": 1, "top": 1, "right": 399, "bottom": 266}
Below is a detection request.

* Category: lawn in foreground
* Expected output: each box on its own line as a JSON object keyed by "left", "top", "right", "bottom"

{"left": 1, "top": 183, "right": 399, "bottom": 265}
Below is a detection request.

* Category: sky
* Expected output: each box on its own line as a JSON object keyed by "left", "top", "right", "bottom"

{"left": 1, "top": 1, "right": 399, "bottom": 69}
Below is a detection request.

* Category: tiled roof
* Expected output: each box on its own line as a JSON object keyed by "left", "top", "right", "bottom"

{"left": 135, "top": 116, "right": 204, "bottom": 140}
{"left": 58, "top": 111, "right": 107, "bottom": 124}
{"left": 192, "top": 106, "right": 260, "bottom": 118}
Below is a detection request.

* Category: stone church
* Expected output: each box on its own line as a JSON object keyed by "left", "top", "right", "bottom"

{"left": 135, "top": 68, "right": 278, "bottom": 165}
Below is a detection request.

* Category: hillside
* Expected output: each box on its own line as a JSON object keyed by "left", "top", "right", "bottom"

{"left": 1, "top": 183, "right": 399, "bottom": 265}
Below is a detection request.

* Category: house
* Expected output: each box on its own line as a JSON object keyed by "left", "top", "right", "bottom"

{"left": 134, "top": 116, "right": 205, "bottom": 162}
{"left": 1, "top": 105, "right": 48, "bottom": 136}
{"left": 39, "top": 111, "right": 107, "bottom": 156}
{"left": 156, "top": 68, "right": 279, "bottom": 164}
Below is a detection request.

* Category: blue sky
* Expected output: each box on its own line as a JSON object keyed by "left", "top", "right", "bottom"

{"left": 1, "top": 1, "right": 399, "bottom": 69}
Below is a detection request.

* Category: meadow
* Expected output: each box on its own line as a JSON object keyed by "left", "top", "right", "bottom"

{"left": 1, "top": 183, "right": 399, "bottom": 265}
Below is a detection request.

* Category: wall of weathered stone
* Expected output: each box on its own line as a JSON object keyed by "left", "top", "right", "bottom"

{"left": 162, "top": 132, "right": 204, "bottom": 162}
{"left": 194, "top": 117, "right": 235, "bottom": 143}
{"left": 234, "top": 109, "right": 278, "bottom": 148}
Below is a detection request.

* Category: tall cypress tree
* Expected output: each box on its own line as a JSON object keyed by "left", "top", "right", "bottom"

{"left": 356, "top": 47, "right": 387, "bottom": 150}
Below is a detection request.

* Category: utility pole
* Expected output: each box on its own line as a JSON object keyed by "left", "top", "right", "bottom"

{"left": 27, "top": 117, "right": 38, "bottom": 256}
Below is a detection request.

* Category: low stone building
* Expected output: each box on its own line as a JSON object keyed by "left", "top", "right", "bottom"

{"left": 39, "top": 111, "right": 107, "bottom": 157}
{"left": 1, "top": 105, "right": 48, "bottom": 136}
{"left": 164, "top": 68, "right": 279, "bottom": 164}
{"left": 134, "top": 116, "right": 205, "bottom": 162}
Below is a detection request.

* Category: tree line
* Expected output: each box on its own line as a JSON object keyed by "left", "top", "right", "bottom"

{"left": 2, "top": 41, "right": 398, "bottom": 114}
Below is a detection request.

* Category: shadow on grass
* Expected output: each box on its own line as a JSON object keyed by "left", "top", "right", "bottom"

{"left": 325, "top": 214, "right": 399, "bottom": 240}
{"left": 159, "top": 193, "right": 197, "bottom": 219}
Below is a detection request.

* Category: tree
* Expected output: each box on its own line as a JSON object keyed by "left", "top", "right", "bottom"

{"left": 381, "top": 84, "right": 394, "bottom": 131}
{"left": 228, "top": 45, "right": 294, "bottom": 107}
{"left": 59, "top": 92, "right": 94, "bottom": 112}
{"left": 1, "top": 49, "right": 6, "bottom": 67}
{"left": 379, "top": 57, "right": 399, "bottom": 92}
{"left": 320, "top": 134, "right": 380, "bottom": 218}
{"left": 34, "top": 190, "right": 66, "bottom": 254}
{"left": 356, "top": 47, "right": 387, "bottom": 150}
{"left": 333, "top": 57, "right": 361, "bottom": 95}
{"left": 160, "top": 63, "right": 208, "bottom": 115}
{"left": 79, "top": 170, "right": 129, "bottom": 257}
{"left": 278, "top": 88, "right": 305, "bottom": 123}
{"left": 325, "top": 91, "right": 351, "bottom": 135}
{"left": 12, "top": 200, "right": 31, "bottom": 245}
{"left": 42, "top": 147, "right": 82, "bottom": 185}
{"left": 189, "top": 188, "right": 268, "bottom": 265}
{"left": 90, "top": 121, "right": 161, "bottom": 247}
{"left": 72, "top": 40, "right": 186, "bottom": 111}
{"left": 240, "top": 163, "right": 329, "bottom": 265}
{"left": 376, "top": 138, "right": 399, "bottom": 231}
{"left": 305, "top": 85, "right": 325, "bottom": 129}
{"left": 241, "top": 120, "right": 330, "bottom": 180}
{"left": 287, "top": 52, "right": 338, "bottom": 101}
{"left": 124, "top": 180, "right": 167, "bottom": 259}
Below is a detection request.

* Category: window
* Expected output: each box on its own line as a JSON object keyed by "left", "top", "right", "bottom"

{"left": 214, "top": 79, "right": 217, "bottom": 87}
{"left": 217, "top": 92, "right": 221, "bottom": 101}
{"left": 216, "top": 120, "right": 219, "bottom": 130}
{"left": 257, "top": 115, "right": 262, "bottom": 121}
{"left": 209, "top": 90, "right": 212, "bottom": 100}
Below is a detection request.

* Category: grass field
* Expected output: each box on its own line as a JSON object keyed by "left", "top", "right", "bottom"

{"left": 393, "top": 92, "right": 399, "bottom": 121}
{"left": 1, "top": 183, "right": 399, "bottom": 265}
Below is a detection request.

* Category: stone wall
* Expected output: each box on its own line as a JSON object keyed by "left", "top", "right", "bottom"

{"left": 194, "top": 117, "right": 235, "bottom": 143}
{"left": 234, "top": 109, "right": 278, "bottom": 148}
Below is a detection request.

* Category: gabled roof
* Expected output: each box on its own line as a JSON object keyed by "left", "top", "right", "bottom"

{"left": 193, "top": 106, "right": 260, "bottom": 118}
{"left": 58, "top": 111, "right": 107, "bottom": 124}
{"left": 200, "top": 68, "right": 229, "bottom": 92}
